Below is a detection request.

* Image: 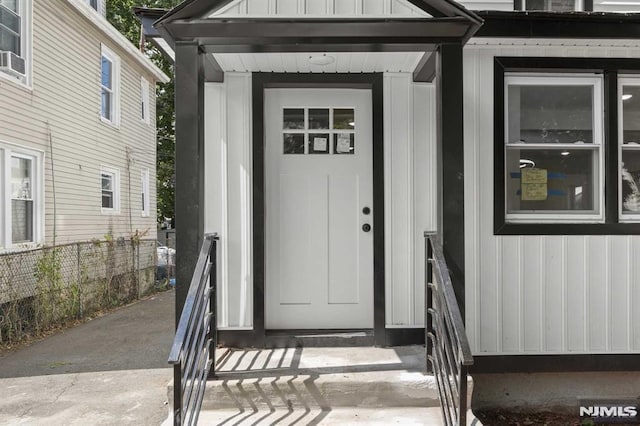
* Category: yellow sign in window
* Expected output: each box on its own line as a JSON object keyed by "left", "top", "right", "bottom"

{"left": 521, "top": 168, "right": 547, "bottom": 201}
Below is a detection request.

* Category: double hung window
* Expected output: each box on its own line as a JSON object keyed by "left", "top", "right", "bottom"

{"left": 100, "top": 45, "right": 120, "bottom": 125}
{"left": 101, "top": 166, "right": 120, "bottom": 213}
{"left": 496, "top": 58, "right": 640, "bottom": 234}
{"left": 504, "top": 75, "right": 604, "bottom": 223}
{"left": 0, "top": 0, "right": 30, "bottom": 84}
{"left": 0, "top": 143, "right": 42, "bottom": 248}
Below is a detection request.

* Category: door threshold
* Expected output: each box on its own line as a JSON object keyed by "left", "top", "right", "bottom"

{"left": 265, "top": 329, "right": 374, "bottom": 348}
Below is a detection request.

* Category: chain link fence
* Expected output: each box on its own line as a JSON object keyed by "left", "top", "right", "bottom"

{"left": 0, "top": 239, "right": 157, "bottom": 345}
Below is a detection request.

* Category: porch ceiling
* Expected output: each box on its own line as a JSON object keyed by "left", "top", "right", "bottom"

{"left": 213, "top": 52, "right": 426, "bottom": 74}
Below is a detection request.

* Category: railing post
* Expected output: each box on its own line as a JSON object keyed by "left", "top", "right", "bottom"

{"left": 426, "top": 234, "right": 434, "bottom": 374}
{"left": 459, "top": 364, "right": 468, "bottom": 426}
{"left": 173, "top": 363, "right": 182, "bottom": 426}
{"left": 209, "top": 237, "right": 217, "bottom": 378}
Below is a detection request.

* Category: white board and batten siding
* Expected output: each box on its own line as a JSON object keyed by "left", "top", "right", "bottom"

{"left": 464, "top": 39, "right": 640, "bottom": 355}
{"left": 204, "top": 72, "right": 437, "bottom": 329}
{"left": 210, "top": 0, "right": 430, "bottom": 17}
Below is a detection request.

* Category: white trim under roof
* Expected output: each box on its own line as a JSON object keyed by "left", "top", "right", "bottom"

{"left": 66, "top": 0, "right": 170, "bottom": 83}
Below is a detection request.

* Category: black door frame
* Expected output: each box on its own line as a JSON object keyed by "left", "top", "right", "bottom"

{"left": 217, "top": 72, "right": 425, "bottom": 347}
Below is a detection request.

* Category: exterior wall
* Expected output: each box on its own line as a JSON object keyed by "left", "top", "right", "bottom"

{"left": 463, "top": 39, "right": 640, "bottom": 355}
{"left": 0, "top": 1, "right": 158, "bottom": 250}
{"left": 210, "top": 0, "right": 429, "bottom": 16}
{"left": 204, "top": 72, "right": 437, "bottom": 329}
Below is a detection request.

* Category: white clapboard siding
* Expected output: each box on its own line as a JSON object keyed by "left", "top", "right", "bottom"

{"left": 0, "top": 1, "right": 159, "bottom": 248}
{"left": 464, "top": 39, "right": 640, "bottom": 355}
{"left": 204, "top": 71, "right": 437, "bottom": 328}
{"left": 210, "top": 0, "right": 430, "bottom": 16}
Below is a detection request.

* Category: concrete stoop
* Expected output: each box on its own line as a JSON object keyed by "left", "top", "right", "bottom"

{"left": 163, "top": 346, "right": 481, "bottom": 425}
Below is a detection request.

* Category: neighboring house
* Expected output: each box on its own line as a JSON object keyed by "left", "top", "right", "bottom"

{"left": 141, "top": 0, "right": 640, "bottom": 413}
{"left": 0, "top": 1, "right": 168, "bottom": 302}
{"left": 0, "top": 0, "right": 168, "bottom": 248}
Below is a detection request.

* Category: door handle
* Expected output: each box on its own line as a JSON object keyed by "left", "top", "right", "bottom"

{"left": 362, "top": 223, "right": 371, "bottom": 232}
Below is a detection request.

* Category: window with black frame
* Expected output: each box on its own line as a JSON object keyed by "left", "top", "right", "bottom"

{"left": 494, "top": 58, "right": 640, "bottom": 235}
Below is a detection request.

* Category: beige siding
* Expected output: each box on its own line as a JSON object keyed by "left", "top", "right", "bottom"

{"left": 0, "top": 1, "right": 160, "bottom": 248}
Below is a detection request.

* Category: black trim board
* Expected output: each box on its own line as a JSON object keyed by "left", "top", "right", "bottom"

{"left": 174, "top": 42, "right": 205, "bottom": 325}
{"left": 493, "top": 56, "right": 640, "bottom": 236}
{"left": 471, "top": 354, "right": 640, "bottom": 373}
{"left": 251, "top": 73, "right": 390, "bottom": 347}
{"left": 438, "top": 44, "right": 466, "bottom": 315}
{"left": 218, "top": 328, "right": 425, "bottom": 348}
{"left": 476, "top": 11, "right": 640, "bottom": 39}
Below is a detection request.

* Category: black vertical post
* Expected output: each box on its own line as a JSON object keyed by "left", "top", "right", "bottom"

{"left": 436, "top": 43, "right": 466, "bottom": 318}
{"left": 605, "top": 71, "right": 618, "bottom": 224}
{"left": 174, "top": 41, "right": 205, "bottom": 326}
{"left": 426, "top": 235, "right": 433, "bottom": 374}
{"left": 209, "top": 238, "right": 217, "bottom": 378}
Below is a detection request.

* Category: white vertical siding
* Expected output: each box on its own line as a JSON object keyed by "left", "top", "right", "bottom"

{"left": 204, "top": 74, "right": 253, "bottom": 329}
{"left": 464, "top": 40, "right": 640, "bottom": 355}
{"left": 210, "top": 0, "right": 430, "bottom": 16}
{"left": 384, "top": 73, "right": 437, "bottom": 327}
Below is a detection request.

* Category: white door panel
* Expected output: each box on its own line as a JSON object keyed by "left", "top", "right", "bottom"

{"left": 265, "top": 88, "right": 374, "bottom": 329}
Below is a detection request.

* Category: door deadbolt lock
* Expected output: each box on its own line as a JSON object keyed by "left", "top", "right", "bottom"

{"left": 362, "top": 207, "right": 371, "bottom": 215}
{"left": 362, "top": 223, "right": 371, "bottom": 232}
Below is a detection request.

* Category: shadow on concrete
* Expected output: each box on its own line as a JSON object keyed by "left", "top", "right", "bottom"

{"left": 0, "top": 289, "right": 175, "bottom": 378}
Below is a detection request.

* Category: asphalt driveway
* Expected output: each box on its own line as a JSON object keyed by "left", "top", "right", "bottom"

{"left": 0, "top": 289, "right": 175, "bottom": 425}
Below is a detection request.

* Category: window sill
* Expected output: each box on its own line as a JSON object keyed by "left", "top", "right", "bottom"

{"left": 100, "top": 116, "right": 120, "bottom": 129}
{"left": 101, "top": 208, "right": 120, "bottom": 215}
{"left": 0, "top": 70, "right": 32, "bottom": 91}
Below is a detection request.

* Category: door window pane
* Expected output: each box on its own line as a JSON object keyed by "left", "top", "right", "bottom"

{"left": 308, "top": 109, "right": 329, "bottom": 129}
{"left": 283, "top": 133, "right": 304, "bottom": 154}
{"left": 334, "top": 133, "right": 355, "bottom": 155}
{"left": 333, "top": 109, "right": 355, "bottom": 129}
{"left": 283, "top": 108, "right": 304, "bottom": 129}
{"left": 309, "top": 133, "right": 329, "bottom": 154}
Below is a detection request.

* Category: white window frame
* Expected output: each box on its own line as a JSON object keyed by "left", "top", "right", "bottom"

{"left": 618, "top": 76, "right": 640, "bottom": 222}
{"left": 0, "top": 0, "right": 33, "bottom": 88}
{"left": 85, "top": 0, "right": 106, "bottom": 16}
{"left": 100, "top": 166, "right": 120, "bottom": 214}
{"left": 100, "top": 44, "right": 120, "bottom": 126}
{"left": 0, "top": 141, "right": 44, "bottom": 249}
{"left": 521, "top": 0, "right": 583, "bottom": 10}
{"left": 504, "top": 73, "right": 605, "bottom": 224}
{"left": 141, "top": 168, "right": 150, "bottom": 217}
{"left": 141, "top": 77, "right": 150, "bottom": 125}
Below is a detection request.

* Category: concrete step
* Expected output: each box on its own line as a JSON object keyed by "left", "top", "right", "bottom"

{"left": 165, "top": 346, "right": 481, "bottom": 425}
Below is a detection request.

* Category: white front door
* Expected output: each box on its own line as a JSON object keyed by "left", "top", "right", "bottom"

{"left": 265, "top": 88, "right": 374, "bottom": 329}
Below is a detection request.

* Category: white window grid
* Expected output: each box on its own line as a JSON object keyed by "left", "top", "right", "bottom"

{"left": 521, "top": 0, "right": 583, "bottom": 11}
{"left": 618, "top": 76, "right": 640, "bottom": 222}
{"left": 0, "top": 141, "right": 43, "bottom": 249}
{"left": 0, "top": 0, "right": 32, "bottom": 87}
{"left": 100, "top": 166, "right": 120, "bottom": 214}
{"left": 141, "top": 77, "right": 150, "bottom": 125}
{"left": 504, "top": 73, "right": 605, "bottom": 224}
{"left": 281, "top": 107, "right": 356, "bottom": 155}
{"left": 141, "top": 168, "right": 150, "bottom": 217}
{"left": 100, "top": 44, "right": 120, "bottom": 126}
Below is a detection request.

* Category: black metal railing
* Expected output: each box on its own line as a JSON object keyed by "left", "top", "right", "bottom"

{"left": 424, "top": 232, "right": 474, "bottom": 426}
{"left": 168, "top": 233, "right": 219, "bottom": 426}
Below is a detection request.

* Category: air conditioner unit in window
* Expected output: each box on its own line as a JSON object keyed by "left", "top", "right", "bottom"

{"left": 0, "top": 51, "right": 26, "bottom": 77}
